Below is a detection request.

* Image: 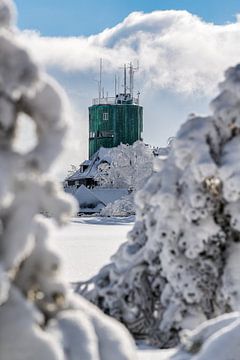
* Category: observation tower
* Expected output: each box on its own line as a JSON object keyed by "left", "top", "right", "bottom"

{"left": 88, "top": 61, "right": 143, "bottom": 158}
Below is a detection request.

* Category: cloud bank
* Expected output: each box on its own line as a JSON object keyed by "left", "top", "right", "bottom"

{"left": 16, "top": 10, "right": 240, "bottom": 178}
{"left": 19, "top": 10, "right": 240, "bottom": 94}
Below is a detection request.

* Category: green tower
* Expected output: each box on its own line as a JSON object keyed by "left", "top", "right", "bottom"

{"left": 88, "top": 63, "right": 143, "bottom": 159}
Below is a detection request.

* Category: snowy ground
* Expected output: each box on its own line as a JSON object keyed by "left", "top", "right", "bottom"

{"left": 54, "top": 216, "right": 176, "bottom": 360}
{"left": 55, "top": 216, "right": 135, "bottom": 282}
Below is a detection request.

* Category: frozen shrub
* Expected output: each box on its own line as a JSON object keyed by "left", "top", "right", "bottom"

{"left": 0, "top": 1, "right": 136, "bottom": 359}
{"left": 101, "top": 194, "right": 135, "bottom": 217}
{"left": 79, "top": 63, "right": 240, "bottom": 347}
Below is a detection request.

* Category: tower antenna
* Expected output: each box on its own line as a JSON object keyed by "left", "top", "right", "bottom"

{"left": 124, "top": 64, "right": 127, "bottom": 96}
{"left": 129, "top": 62, "right": 133, "bottom": 99}
{"left": 99, "top": 58, "right": 103, "bottom": 102}
{"left": 129, "top": 61, "right": 139, "bottom": 100}
{"left": 114, "top": 74, "right": 117, "bottom": 103}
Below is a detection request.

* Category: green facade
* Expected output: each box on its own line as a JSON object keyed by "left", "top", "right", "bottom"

{"left": 89, "top": 104, "right": 143, "bottom": 158}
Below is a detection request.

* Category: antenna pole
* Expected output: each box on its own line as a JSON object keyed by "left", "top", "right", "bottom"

{"left": 129, "top": 62, "right": 134, "bottom": 99}
{"left": 129, "top": 60, "right": 140, "bottom": 100}
{"left": 114, "top": 74, "right": 117, "bottom": 103}
{"left": 124, "top": 64, "right": 127, "bottom": 96}
{"left": 99, "top": 58, "right": 102, "bottom": 102}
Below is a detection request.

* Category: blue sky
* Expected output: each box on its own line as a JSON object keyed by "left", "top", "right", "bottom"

{"left": 15, "top": 0, "right": 240, "bottom": 36}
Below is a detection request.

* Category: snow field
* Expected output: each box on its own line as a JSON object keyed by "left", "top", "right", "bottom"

{"left": 55, "top": 217, "right": 135, "bottom": 282}
{"left": 55, "top": 216, "right": 174, "bottom": 360}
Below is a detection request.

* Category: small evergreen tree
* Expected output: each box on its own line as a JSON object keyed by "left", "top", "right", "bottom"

{"left": 80, "top": 63, "right": 240, "bottom": 348}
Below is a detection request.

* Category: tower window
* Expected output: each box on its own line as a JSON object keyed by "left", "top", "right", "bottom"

{"left": 103, "top": 112, "right": 109, "bottom": 121}
{"left": 89, "top": 131, "right": 95, "bottom": 138}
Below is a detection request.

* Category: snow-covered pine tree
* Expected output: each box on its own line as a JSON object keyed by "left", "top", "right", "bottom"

{"left": 0, "top": 1, "right": 136, "bottom": 359}
{"left": 79, "top": 63, "right": 240, "bottom": 348}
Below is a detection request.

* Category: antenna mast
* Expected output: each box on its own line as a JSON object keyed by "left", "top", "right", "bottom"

{"left": 124, "top": 64, "right": 127, "bottom": 96}
{"left": 99, "top": 58, "right": 103, "bottom": 102}
{"left": 129, "top": 62, "right": 134, "bottom": 99}
{"left": 114, "top": 74, "right": 117, "bottom": 103}
{"left": 129, "top": 61, "right": 139, "bottom": 100}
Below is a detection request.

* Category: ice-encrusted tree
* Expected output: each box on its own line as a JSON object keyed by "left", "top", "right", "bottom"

{"left": 95, "top": 141, "right": 155, "bottom": 191}
{"left": 0, "top": 1, "right": 136, "bottom": 359}
{"left": 96, "top": 141, "right": 155, "bottom": 216}
{"left": 79, "top": 63, "right": 240, "bottom": 348}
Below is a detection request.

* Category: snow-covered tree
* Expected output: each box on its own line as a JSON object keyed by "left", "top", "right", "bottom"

{"left": 66, "top": 164, "right": 79, "bottom": 178}
{"left": 95, "top": 141, "right": 155, "bottom": 191}
{"left": 0, "top": 1, "right": 136, "bottom": 359}
{"left": 95, "top": 141, "right": 155, "bottom": 216}
{"left": 78, "top": 63, "right": 240, "bottom": 348}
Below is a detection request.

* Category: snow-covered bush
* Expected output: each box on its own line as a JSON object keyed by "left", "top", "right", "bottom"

{"left": 100, "top": 194, "right": 135, "bottom": 217}
{"left": 0, "top": 1, "right": 136, "bottom": 359}
{"left": 79, "top": 63, "right": 240, "bottom": 348}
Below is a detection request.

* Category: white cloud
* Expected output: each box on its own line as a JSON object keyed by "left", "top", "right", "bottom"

{"left": 18, "top": 10, "right": 240, "bottom": 94}
{"left": 15, "top": 10, "right": 240, "bottom": 178}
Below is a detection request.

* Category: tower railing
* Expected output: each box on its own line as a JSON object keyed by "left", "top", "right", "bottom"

{"left": 92, "top": 96, "right": 139, "bottom": 106}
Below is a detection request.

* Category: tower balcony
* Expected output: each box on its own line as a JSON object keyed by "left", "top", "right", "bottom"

{"left": 92, "top": 94, "right": 139, "bottom": 106}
